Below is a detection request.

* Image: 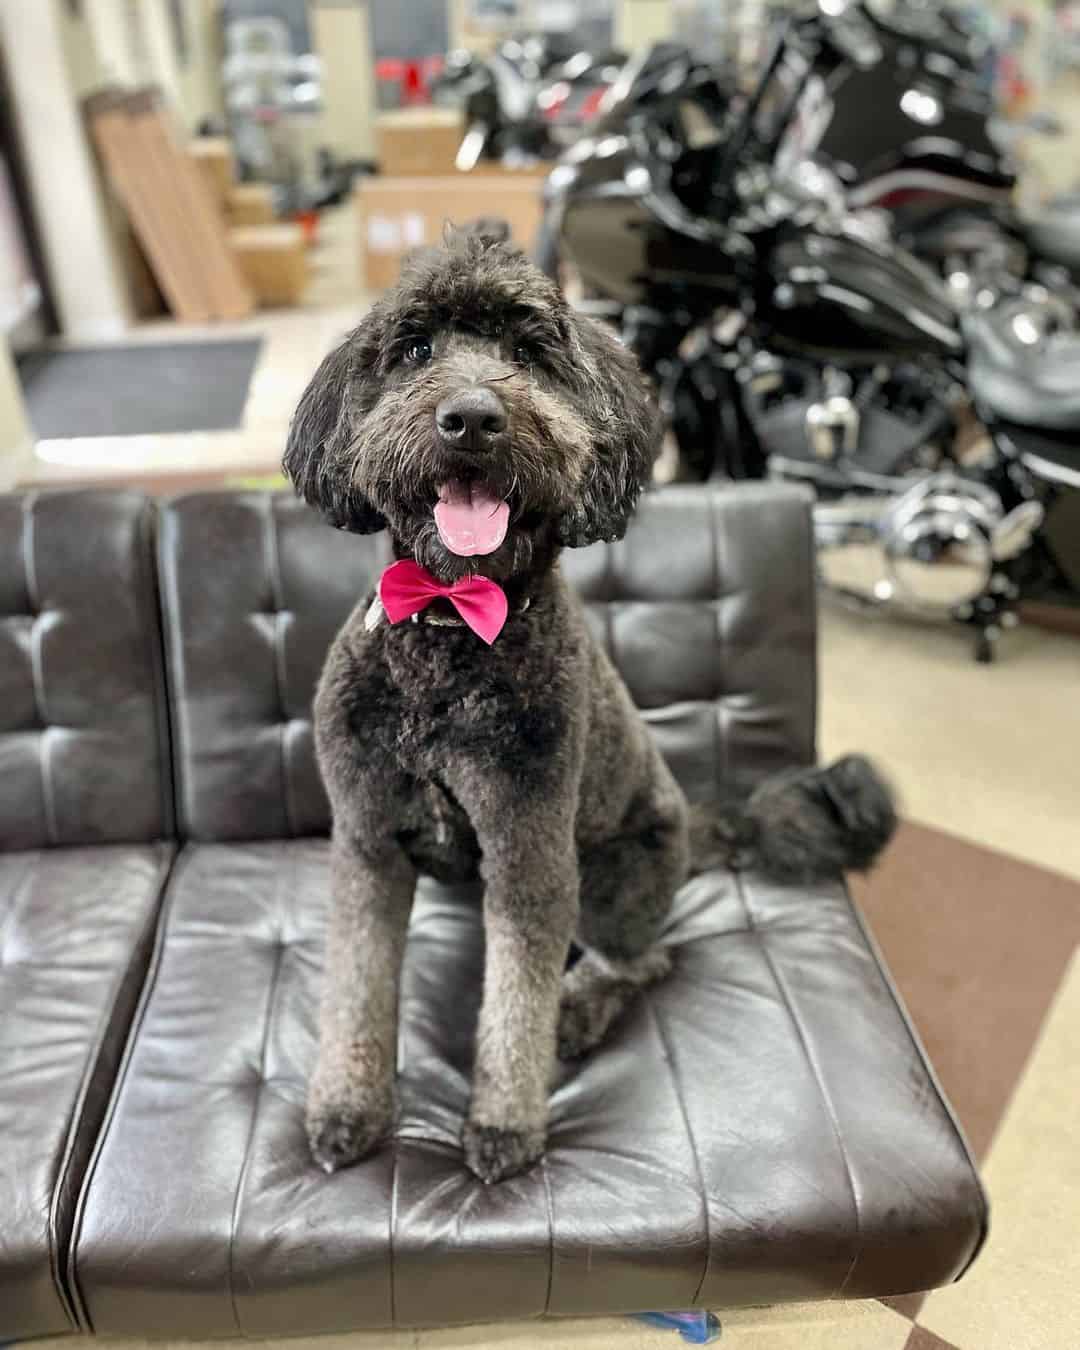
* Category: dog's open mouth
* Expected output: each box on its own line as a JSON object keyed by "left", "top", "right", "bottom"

{"left": 433, "top": 480, "right": 510, "bottom": 557}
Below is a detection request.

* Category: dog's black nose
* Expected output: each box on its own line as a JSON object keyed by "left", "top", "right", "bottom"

{"left": 435, "top": 388, "right": 508, "bottom": 450}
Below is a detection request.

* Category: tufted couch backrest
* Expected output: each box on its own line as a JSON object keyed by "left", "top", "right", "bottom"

{"left": 158, "top": 484, "right": 816, "bottom": 843}
{"left": 565, "top": 484, "right": 816, "bottom": 803}
{"left": 0, "top": 491, "right": 172, "bottom": 849}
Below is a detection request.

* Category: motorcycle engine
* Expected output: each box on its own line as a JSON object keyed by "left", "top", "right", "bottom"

{"left": 742, "top": 357, "right": 952, "bottom": 489}
{"left": 814, "top": 474, "right": 1042, "bottom": 615}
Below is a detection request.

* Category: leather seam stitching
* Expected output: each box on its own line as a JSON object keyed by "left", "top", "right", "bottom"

{"left": 735, "top": 870, "right": 864, "bottom": 1297}
{"left": 801, "top": 489, "right": 819, "bottom": 763}
{"left": 265, "top": 495, "right": 295, "bottom": 838}
{"left": 389, "top": 1136, "right": 399, "bottom": 1326}
{"left": 65, "top": 840, "right": 181, "bottom": 1331}
{"left": 709, "top": 490, "right": 728, "bottom": 793}
{"left": 158, "top": 506, "right": 194, "bottom": 837}
{"left": 23, "top": 495, "right": 57, "bottom": 843}
{"left": 137, "top": 497, "right": 176, "bottom": 839}
{"left": 647, "top": 995, "right": 712, "bottom": 1305}
{"left": 8, "top": 841, "right": 75, "bottom": 1330}
{"left": 50, "top": 843, "right": 176, "bottom": 1330}
{"left": 0, "top": 849, "right": 36, "bottom": 969}
{"left": 604, "top": 524, "right": 615, "bottom": 662}
{"left": 227, "top": 866, "right": 288, "bottom": 1334}
{"left": 540, "top": 1153, "right": 555, "bottom": 1314}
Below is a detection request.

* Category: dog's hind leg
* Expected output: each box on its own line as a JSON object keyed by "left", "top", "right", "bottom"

{"left": 559, "top": 796, "right": 689, "bottom": 1061}
{"left": 557, "top": 943, "right": 673, "bottom": 1061}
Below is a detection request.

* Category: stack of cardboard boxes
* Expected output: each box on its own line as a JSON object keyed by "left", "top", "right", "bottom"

{"left": 356, "top": 107, "right": 549, "bottom": 291}
{"left": 189, "top": 136, "right": 308, "bottom": 308}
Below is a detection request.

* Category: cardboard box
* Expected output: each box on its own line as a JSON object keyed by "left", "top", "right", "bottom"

{"left": 356, "top": 174, "right": 545, "bottom": 291}
{"left": 480, "top": 158, "right": 551, "bottom": 178}
{"left": 228, "top": 182, "right": 276, "bottom": 226}
{"left": 376, "top": 108, "right": 464, "bottom": 176}
{"left": 188, "top": 137, "right": 234, "bottom": 209}
{"left": 229, "top": 223, "right": 308, "bottom": 306}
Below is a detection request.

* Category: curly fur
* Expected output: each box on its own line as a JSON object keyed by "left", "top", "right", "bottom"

{"left": 284, "top": 229, "right": 896, "bottom": 1185}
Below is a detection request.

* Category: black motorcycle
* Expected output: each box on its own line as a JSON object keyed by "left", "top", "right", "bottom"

{"left": 433, "top": 35, "right": 624, "bottom": 170}
{"left": 772, "top": 0, "right": 1080, "bottom": 297}
{"left": 538, "top": 33, "right": 1080, "bottom": 661}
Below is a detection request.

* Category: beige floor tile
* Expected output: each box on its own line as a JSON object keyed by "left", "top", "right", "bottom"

{"left": 819, "top": 600, "right": 1080, "bottom": 881}
{"left": 412, "top": 1299, "right": 912, "bottom": 1350}
{"left": 920, "top": 951, "right": 1080, "bottom": 1350}
{"left": 720, "top": 1299, "right": 913, "bottom": 1349}
{"left": 32, "top": 1336, "right": 416, "bottom": 1350}
{"left": 419, "top": 1316, "right": 673, "bottom": 1350}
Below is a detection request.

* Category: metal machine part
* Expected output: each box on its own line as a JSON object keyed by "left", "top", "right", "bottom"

{"left": 809, "top": 472, "right": 1043, "bottom": 658}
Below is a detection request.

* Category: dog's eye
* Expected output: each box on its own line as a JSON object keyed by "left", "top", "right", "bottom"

{"left": 513, "top": 344, "right": 532, "bottom": 366}
{"left": 404, "top": 337, "right": 432, "bottom": 365}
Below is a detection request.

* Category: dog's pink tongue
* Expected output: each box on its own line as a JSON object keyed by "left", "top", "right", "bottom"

{"left": 434, "top": 481, "right": 509, "bottom": 556}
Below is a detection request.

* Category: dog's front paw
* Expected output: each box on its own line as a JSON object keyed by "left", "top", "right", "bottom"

{"left": 307, "top": 1102, "right": 389, "bottom": 1174}
{"left": 463, "top": 1120, "right": 545, "bottom": 1184}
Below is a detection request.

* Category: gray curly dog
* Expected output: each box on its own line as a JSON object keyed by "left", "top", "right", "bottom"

{"left": 283, "top": 228, "right": 896, "bottom": 1185}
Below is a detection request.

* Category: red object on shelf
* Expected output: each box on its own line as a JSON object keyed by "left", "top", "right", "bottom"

{"left": 375, "top": 55, "right": 444, "bottom": 106}
{"left": 403, "top": 61, "right": 426, "bottom": 105}
{"left": 375, "top": 58, "right": 406, "bottom": 82}
{"left": 295, "top": 209, "right": 318, "bottom": 246}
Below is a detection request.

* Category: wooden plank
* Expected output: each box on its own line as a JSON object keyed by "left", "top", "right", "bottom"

{"left": 85, "top": 89, "right": 211, "bottom": 322}
{"left": 129, "top": 90, "right": 254, "bottom": 320}
{"left": 115, "top": 95, "right": 221, "bottom": 322}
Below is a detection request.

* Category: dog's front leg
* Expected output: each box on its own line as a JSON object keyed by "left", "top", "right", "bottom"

{"left": 467, "top": 856, "right": 577, "bottom": 1184}
{"left": 448, "top": 775, "right": 578, "bottom": 1183}
{"left": 307, "top": 833, "right": 415, "bottom": 1173}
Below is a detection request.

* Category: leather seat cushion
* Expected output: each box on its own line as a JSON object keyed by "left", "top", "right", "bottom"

{"left": 0, "top": 843, "right": 173, "bottom": 1338}
{"left": 73, "top": 840, "right": 986, "bottom": 1337}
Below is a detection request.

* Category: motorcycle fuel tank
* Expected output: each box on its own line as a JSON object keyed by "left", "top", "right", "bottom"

{"left": 760, "top": 225, "right": 963, "bottom": 363}
{"left": 555, "top": 140, "right": 743, "bottom": 310}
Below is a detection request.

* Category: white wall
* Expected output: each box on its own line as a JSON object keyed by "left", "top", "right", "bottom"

{"left": 616, "top": 0, "right": 673, "bottom": 51}
{"left": 311, "top": 0, "right": 376, "bottom": 160}
{"left": 0, "top": 0, "right": 131, "bottom": 339}
{"left": 0, "top": 334, "right": 32, "bottom": 488}
{"left": 141, "top": 0, "right": 186, "bottom": 114}
{"left": 178, "top": 0, "right": 226, "bottom": 130}
{"left": 84, "top": 0, "right": 142, "bottom": 86}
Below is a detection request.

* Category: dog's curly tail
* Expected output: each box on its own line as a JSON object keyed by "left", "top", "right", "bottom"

{"left": 690, "top": 755, "right": 898, "bottom": 885}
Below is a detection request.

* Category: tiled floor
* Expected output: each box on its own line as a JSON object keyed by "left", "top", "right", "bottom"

{"left": 819, "top": 599, "right": 1080, "bottom": 882}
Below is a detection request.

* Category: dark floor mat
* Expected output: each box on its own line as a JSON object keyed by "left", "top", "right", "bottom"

{"left": 19, "top": 338, "right": 263, "bottom": 438}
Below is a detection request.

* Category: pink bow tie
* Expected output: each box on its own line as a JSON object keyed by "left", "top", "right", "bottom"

{"left": 378, "top": 559, "right": 509, "bottom": 645}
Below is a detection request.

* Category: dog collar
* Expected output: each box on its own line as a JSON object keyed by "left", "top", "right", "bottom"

{"left": 366, "top": 561, "right": 532, "bottom": 643}
{"left": 365, "top": 594, "right": 531, "bottom": 625}
{"left": 365, "top": 594, "right": 531, "bottom": 635}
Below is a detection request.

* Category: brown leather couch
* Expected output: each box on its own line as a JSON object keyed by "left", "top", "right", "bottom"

{"left": 0, "top": 485, "right": 987, "bottom": 1341}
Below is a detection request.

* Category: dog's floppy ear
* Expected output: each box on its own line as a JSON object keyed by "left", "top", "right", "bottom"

{"left": 282, "top": 330, "right": 387, "bottom": 533}
{"left": 557, "top": 313, "right": 661, "bottom": 548}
